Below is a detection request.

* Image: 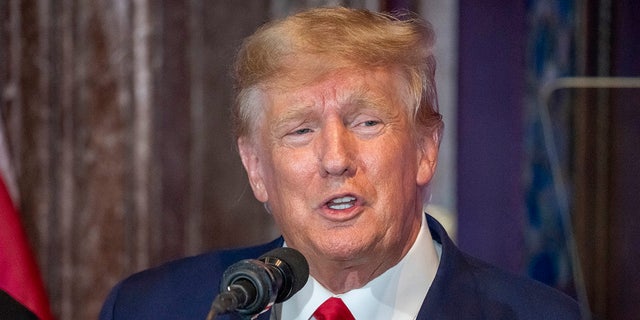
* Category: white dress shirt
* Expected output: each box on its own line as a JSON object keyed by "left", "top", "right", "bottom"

{"left": 279, "top": 214, "right": 441, "bottom": 320}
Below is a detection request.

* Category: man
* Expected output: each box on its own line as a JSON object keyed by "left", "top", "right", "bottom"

{"left": 100, "top": 7, "right": 582, "bottom": 320}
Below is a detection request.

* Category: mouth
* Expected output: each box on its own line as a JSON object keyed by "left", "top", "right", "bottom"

{"left": 326, "top": 195, "right": 358, "bottom": 210}
{"left": 318, "top": 193, "right": 364, "bottom": 223}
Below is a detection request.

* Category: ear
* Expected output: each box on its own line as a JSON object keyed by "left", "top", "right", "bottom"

{"left": 238, "top": 137, "right": 269, "bottom": 203}
{"left": 416, "top": 131, "right": 439, "bottom": 186}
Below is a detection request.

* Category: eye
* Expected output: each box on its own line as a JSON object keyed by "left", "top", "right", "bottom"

{"left": 282, "top": 125, "right": 315, "bottom": 147}
{"left": 350, "top": 114, "right": 384, "bottom": 138}
{"left": 292, "top": 128, "right": 313, "bottom": 135}
{"left": 362, "top": 120, "right": 380, "bottom": 127}
{"left": 354, "top": 118, "right": 382, "bottom": 129}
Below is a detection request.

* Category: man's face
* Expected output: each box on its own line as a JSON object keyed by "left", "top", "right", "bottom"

{"left": 238, "top": 66, "right": 438, "bottom": 273}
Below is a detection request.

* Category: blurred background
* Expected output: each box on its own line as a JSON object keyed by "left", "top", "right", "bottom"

{"left": 1, "top": 0, "right": 638, "bottom": 319}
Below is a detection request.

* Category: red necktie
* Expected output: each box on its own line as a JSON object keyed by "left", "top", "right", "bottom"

{"left": 312, "top": 297, "right": 355, "bottom": 320}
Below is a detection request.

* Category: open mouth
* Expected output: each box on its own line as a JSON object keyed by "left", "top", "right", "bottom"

{"left": 326, "top": 196, "right": 357, "bottom": 210}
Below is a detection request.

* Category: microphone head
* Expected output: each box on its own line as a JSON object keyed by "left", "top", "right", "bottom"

{"left": 259, "top": 247, "right": 309, "bottom": 303}
{"left": 219, "top": 247, "right": 309, "bottom": 316}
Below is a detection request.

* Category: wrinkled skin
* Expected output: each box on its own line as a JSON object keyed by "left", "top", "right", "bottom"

{"left": 238, "top": 67, "right": 439, "bottom": 293}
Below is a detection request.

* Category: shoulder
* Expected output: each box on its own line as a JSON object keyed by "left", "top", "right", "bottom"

{"left": 461, "top": 253, "right": 582, "bottom": 319}
{"left": 423, "top": 215, "right": 582, "bottom": 319}
{"left": 99, "top": 238, "right": 283, "bottom": 320}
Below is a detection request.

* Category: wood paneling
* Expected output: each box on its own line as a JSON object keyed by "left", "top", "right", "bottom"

{"left": 1, "top": 1, "right": 379, "bottom": 318}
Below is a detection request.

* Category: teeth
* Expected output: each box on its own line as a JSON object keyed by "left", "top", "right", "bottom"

{"left": 329, "top": 203, "right": 352, "bottom": 210}
{"left": 328, "top": 196, "right": 356, "bottom": 210}
{"left": 331, "top": 196, "right": 356, "bottom": 203}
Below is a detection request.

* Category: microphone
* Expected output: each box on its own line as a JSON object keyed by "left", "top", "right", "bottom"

{"left": 206, "top": 247, "right": 309, "bottom": 319}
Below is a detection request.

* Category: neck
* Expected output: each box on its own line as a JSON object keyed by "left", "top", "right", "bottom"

{"left": 310, "top": 260, "right": 391, "bottom": 294}
{"left": 308, "top": 228, "right": 420, "bottom": 294}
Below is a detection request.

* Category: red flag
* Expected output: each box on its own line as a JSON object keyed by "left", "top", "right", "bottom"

{"left": 0, "top": 177, "right": 54, "bottom": 320}
{"left": 0, "top": 119, "right": 53, "bottom": 319}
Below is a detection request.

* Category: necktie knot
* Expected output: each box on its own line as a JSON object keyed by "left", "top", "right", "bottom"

{"left": 312, "top": 297, "right": 355, "bottom": 320}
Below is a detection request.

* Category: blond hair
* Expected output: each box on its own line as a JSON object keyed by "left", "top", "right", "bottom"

{"left": 232, "top": 6, "right": 443, "bottom": 142}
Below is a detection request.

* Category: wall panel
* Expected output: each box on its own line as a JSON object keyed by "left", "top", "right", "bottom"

{"left": 1, "top": 1, "right": 381, "bottom": 318}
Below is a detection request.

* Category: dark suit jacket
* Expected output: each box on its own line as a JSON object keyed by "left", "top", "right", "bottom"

{"left": 99, "top": 215, "right": 582, "bottom": 319}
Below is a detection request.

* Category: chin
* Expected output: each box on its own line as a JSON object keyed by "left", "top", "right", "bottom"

{"left": 317, "top": 237, "right": 373, "bottom": 262}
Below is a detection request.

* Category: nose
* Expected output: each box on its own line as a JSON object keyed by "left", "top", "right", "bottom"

{"left": 318, "top": 119, "right": 356, "bottom": 177}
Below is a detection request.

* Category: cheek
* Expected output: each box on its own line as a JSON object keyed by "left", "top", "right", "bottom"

{"left": 380, "top": 143, "right": 422, "bottom": 198}
{"left": 265, "top": 150, "right": 317, "bottom": 203}
{"left": 370, "top": 136, "right": 418, "bottom": 174}
{"left": 271, "top": 152, "right": 313, "bottom": 182}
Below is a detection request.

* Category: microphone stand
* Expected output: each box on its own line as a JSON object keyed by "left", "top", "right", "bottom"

{"left": 206, "top": 280, "right": 255, "bottom": 320}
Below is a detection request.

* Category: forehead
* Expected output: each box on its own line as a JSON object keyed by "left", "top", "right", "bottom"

{"left": 262, "top": 66, "right": 408, "bottom": 116}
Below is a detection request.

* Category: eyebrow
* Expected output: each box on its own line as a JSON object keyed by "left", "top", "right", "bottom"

{"left": 270, "top": 83, "right": 398, "bottom": 133}
{"left": 341, "top": 88, "right": 399, "bottom": 120}
{"left": 271, "top": 103, "right": 317, "bottom": 134}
